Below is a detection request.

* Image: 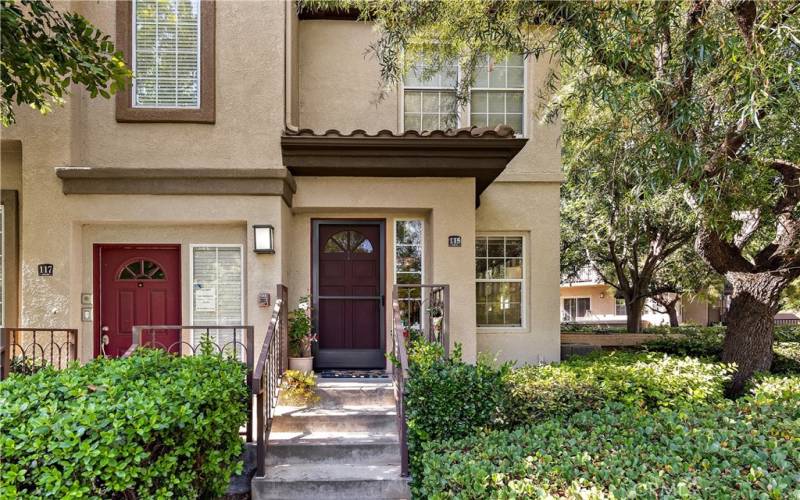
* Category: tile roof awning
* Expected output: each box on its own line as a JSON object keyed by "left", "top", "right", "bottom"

{"left": 281, "top": 126, "right": 528, "bottom": 206}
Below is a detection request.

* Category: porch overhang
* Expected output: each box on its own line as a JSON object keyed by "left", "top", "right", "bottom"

{"left": 280, "top": 126, "right": 528, "bottom": 206}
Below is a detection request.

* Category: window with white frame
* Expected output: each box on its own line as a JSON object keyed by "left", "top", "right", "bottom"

{"left": 403, "top": 59, "right": 459, "bottom": 131}
{"left": 471, "top": 55, "right": 525, "bottom": 133}
{"left": 615, "top": 298, "right": 627, "bottom": 316}
{"left": 191, "top": 246, "right": 243, "bottom": 358}
{"left": 132, "top": 0, "right": 201, "bottom": 108}
{"left": 563, "top": 297, "right": 591, "bottom": 321}
{"left": 476, "top": 235, "right": 524, "bottom": 328}
{"left": 403, "top": 54, "right": 526, "bottom": 135}
{"left": 395, "top": 219, "right": 424, "bottom": 326}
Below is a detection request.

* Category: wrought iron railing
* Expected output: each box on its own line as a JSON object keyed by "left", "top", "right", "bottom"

{"left": 1, "top": 328, "right": 78, "bottom": 379}
{"left": 125, "top": 324, "right": 256, "bottom": 441}
{"left": 391, "top": 284, "right": 449, "bottom": 477}
{"left": 253, "top": 284, "right": 288, "bottom": 477}
{"left": 394, "top": 284, "right": 450, "bottom": 354}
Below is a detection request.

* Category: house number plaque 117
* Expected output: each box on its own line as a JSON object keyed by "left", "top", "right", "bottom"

{"left": 38, "top": 263, "right": 54, "bottom": 276}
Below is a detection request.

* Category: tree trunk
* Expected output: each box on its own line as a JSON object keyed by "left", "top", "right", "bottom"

{"left": 722, "top": 272, "right": 785, "bottom": 397}
{"left": 625, "top": 297, "right": 645, "bottom": 333}
{"left": 666, "top": 302, "right": 680, "bottom": 327}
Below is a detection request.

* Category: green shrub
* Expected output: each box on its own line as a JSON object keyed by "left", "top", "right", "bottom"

{"left": 279, "top": 369, "right": 320, "bottom": 406}
{"left": 504, "top": 351, "right": 732, "bottom": 426}
{"left": 560, "top": 323, "right": 627, "bottom": 334}
{"left": 0, "top": 349, "right": 248, "bottom": 498}
{"left": 405, "top": 342, "right": 510, "bottom": 487}
{"left": 417, "top": 376, "right": 800, "bottom": 499}
{"left": 773, "top": 342, "right": 800, "bottom": 374}
{"left": 641, "top": 327, "right": 724, "bottom": 358}
{"left": 775, "top": 325, "right": 800, "bottom": 342}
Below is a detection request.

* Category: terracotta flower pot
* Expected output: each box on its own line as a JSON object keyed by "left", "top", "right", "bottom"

{"left": 288, "top": 356, "right": 314, "bottom": 373}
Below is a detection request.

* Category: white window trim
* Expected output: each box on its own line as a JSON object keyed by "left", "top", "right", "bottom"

{"left": 563, "top": 296, "right": 592, "bottom": 321}
{"left": 131, "top": 0, "right": 202, "bottom": 109}
{"left": 393, "top": 218, "right": 425, "bottom": 326}
{"left": 400, "top": 56, "right": 528, "bottom": 137}
{"left": 189, "top": 244, "right": 245, "bottom": 356}
{"left": 476, "top": 233, "right": 527, "bottom": 333}
{"left": 393, "top": 218, "right": 425, "bottom": 286}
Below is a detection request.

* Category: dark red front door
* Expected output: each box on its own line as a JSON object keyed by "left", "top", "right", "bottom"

{"left": 95, "top": 245, "right": 181, "bottom": 357}
{"left": 314, "top": 222, "right": 385, "bottom": 369}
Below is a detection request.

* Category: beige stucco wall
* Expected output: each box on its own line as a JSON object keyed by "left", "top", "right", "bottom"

{"left": 298, "top": 20, "right": 399, "bottom": 132}
{"left": 476, "top": 182, "right": 561, "bottom": 364}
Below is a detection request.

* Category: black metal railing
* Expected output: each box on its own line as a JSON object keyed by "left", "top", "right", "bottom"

{"left": 1, "top": 328, "right": 78, "bottom": 379}
{"left": 394, "top": 284, "right": 450, "bottom": 354}
{"left": 391, "top": 284, "right": 449, "bottom": 477}
{"left": 252, "top": 284, "right": 288, "bottom": 477}
{"left": 125, "top": 324, "right": 256, "bottom": 441}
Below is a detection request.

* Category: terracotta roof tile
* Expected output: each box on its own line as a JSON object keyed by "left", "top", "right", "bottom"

{"left": 283, "top": 124, "right": 517, "bottom": 139}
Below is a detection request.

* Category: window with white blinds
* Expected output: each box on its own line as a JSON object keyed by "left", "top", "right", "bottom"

{"left": 191, "top": 246, "right": 243, "bottom": 358}
{"left": 132, "top": 0, "right": 201, "bottom": 108}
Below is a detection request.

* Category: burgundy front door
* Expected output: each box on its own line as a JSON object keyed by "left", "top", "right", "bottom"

{"left": 95, "top": 245, "right": 181, "bottom": 357}
{"left": 314, "top": 221, "right": 385, "bottom": 369}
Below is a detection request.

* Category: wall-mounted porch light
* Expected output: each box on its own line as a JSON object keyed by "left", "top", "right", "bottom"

{"left": 253, "top": 225, "right": 275, "bottom": 254}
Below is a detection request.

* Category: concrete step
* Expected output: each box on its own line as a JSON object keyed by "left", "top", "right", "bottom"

{"left": 267, "top": 432, "right": 400, "bottom": 465}
{"left": 315, "top": 380, "right": 396, "bottom": 408}
{"left": 252, "top": 463, "right": 410, "bottom": 500}
{"left": 271, "top": 407, "right": 397, "bottom": 434}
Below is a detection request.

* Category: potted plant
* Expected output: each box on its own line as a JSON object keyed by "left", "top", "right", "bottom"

{"left": 288, "top": 295, "right": 317, "bottom": 372}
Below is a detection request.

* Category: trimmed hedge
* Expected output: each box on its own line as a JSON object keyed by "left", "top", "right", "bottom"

{"left": 643, "top": 327, "right": 800, "bottom": 374}
{"left": 0, "top": 349, "right": 249, "bottom": 498}
{"left": 504, "top": 351, "right": 732, "bottom": 427}
{"left": 405, "top": 342, "right": 509, "bottom": 483}
{"left": 417, "top": 376, "right": 800, "bottom": 499}
{"left": 405, "top": 347, "right": 735, "bottom": 495}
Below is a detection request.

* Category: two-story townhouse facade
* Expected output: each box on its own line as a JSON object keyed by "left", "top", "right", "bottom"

{"left": 0, "top": 0, "right": 562, "bottom": 369}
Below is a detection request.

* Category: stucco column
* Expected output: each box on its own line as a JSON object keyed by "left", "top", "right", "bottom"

{"left": 430, "top": 182, "right": 477, "bottom": 362}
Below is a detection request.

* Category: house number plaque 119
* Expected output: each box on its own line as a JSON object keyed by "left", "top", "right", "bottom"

{"left": 38, "top": 263, "right": 54, "bottom": 276}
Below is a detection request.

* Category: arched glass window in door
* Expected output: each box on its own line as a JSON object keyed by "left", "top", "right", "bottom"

{"left": 323, "top": 230, "right": 374, "bottom": 254}
{"left": 117, "top": 259, "right": 166, "bottom": 280}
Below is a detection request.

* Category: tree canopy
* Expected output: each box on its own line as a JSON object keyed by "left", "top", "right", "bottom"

{"left": 1, "top": 0, "right": 130, "bottom": 127}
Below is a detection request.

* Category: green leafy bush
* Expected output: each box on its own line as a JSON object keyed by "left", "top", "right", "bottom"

{"left": 0, "top": 349, "right": 248, "bottom": 498}
{"left": 405, "top": 342, "right": 510, "bottom": 484}
{"left": 560, "top": 323, "right": 627, "bottom": 334}
{"left": 504, "top": 351, "right": 732, "bottom": 426}
{"left": 772, "top": 342, "right": 800, "bottom": 374}
{"left": 775, "top": 325, "right": 800, "bottom": 342}
{"left": 417, "top": 376, "right": 800, "bottom": 499}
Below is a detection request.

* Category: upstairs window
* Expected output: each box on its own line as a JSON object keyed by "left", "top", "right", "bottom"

{"left": 116, "top": 0, "right": 215, "bottom": 123}
{"left": 403, "top": 54, "right": 526, "bottom": 135}
{"left": 471, "top": 55, "right": 524, "bottom": 133}
{"left": 403, "top": 60, "right": 459, "bottom": 131}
